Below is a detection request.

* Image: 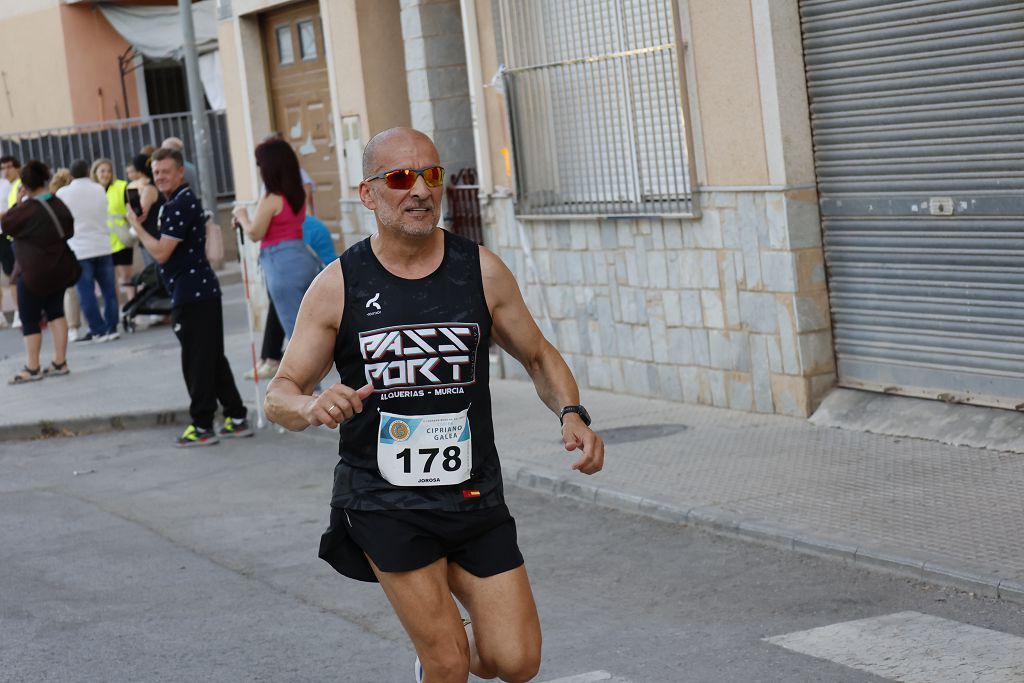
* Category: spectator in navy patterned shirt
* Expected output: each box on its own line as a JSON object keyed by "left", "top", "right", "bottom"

{"left": 134, "top": 147, "right": 252, "bottom": 447}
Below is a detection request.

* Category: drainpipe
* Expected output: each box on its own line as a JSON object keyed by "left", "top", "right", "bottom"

{"left": 179, "top": 0, "right": 217, "bottom": 216}
{"left": 459, "top": 0, "right": 493, "bottom": 199}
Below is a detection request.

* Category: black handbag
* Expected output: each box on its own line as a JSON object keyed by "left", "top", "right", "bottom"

{"left": 34, "top": 197, "right": 82, "bottom": 291}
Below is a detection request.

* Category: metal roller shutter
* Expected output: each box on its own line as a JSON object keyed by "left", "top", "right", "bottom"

{"left": 799, "top": 0, "right": 1024, "bottom": 409}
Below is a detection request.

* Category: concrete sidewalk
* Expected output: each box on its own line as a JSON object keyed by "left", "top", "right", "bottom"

{"left": 2, "top": 283, "right": 1022, "bottom": 604}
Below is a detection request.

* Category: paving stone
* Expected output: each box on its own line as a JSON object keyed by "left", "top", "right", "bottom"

{"left": 667, "top": 327, "right": 694, "bottom": 365}
{"left": 646, "top": 250, "right": 668, "bottom": 289}
{"left": 663, "top": 221, "right": 683, "bottom": 249}
{"left": 727, "top": 373, "right": 754, "bottom": 412}
{"left": 720, "top": 254, "right": 741, "bottom": 328}
{"left": 700, "top": 251, "right": 720, "bottom": 289}
{"left": 487, "top": 379, "right": 1024, "bottom": 604}
{"left": 680, "top": 290, "right": 703, "bottom": 328}
{"left": 679, "top": 251, "right": 703, "bottom": 288}
{"left": 709, "top": 330, "right": 751, "bottom": 372}
{"left": 739, "top": 291, "right": 777, "bottom": 334}
{"left": 797, "top": 330, "right": 835, "bottom": 375}
{"left": 570, "top": 223, "right": 588, "bottom": 250}
{"left": 700, "top": 290, "right": 725, "bottom": 329}
{"left": 661, "top": 289, "right": 683, "bottom": 327}
{"left": 690, "top": 328, "right": 711, "bottom": 366}
{"left": 786, "top": 195, "right": 824, "bottom": 249}
{"left": 776, "top": 299, "right": 800, "bottom": 374}
{"left": 760, "top": 251, "right": 797, "bottom": 293}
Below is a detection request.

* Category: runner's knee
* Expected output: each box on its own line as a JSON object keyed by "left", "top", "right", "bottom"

{"left": 419, "top": 644, "right": 470, "bottom": 682}
{"left": 480, "top": 643, "right": 541, "bottom": 683}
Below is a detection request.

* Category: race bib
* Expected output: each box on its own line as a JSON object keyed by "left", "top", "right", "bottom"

{"left": 377, "top": 408, "right": 472, "bottom": 487}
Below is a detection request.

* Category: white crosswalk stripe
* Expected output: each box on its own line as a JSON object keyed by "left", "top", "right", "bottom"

{"left": 765, "top": 611, "right": 1024, "bottom": 682}
{"left": 540, "top": 671, "right": 632, "bottom": 683}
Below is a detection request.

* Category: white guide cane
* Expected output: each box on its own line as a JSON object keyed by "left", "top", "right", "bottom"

{"left": 235, "top": 221, "right": 266, "bottom": 429}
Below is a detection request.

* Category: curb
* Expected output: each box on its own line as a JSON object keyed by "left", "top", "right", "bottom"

{"left": 502, "top": 462, "right": 1021, "bottom": 606}
{"left": 0, "top": 409, "right": 189, "bottom": 442}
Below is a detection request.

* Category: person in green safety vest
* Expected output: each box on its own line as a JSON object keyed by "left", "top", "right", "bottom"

{"left": 90, "top": 158, "right": 133, "bottom": 305}
{"left": 0, "top": 155, "right": 22, "bottom": 328}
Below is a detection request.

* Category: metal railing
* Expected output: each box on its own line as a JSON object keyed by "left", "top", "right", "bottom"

{"left": 448, "top": 168, "right": 484, "bottom": 245}
{"left": 0, "top": 110, "right": 235, "bottom": 200}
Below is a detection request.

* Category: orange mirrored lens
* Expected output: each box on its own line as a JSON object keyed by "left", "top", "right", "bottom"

{"left": 382, "top": 167, "right": 444, "bottom": 190}
{"left": 383, "top": 169, "right": 416, "bottom": 190}
{"left": 421, "top": 166, "right": 444, "bottom": 187}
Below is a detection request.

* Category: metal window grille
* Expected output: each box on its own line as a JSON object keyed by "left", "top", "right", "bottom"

{"left": 497, "top": 0, "right": 695, "bottom": 217}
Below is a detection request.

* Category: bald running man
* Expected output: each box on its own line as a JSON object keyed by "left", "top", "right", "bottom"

{"left": 265, "top": 127, "right": 604, "bottom": 683}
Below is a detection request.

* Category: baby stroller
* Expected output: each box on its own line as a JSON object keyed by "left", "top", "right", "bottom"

{"left": 121, "top": 262, "right": 172, "bottom": 333}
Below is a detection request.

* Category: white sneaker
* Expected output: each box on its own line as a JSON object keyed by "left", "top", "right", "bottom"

{"left": 67, "top": 327, "right": 80, "bottom": 342}
{"left": 105, "top": 331, "right": 120, "bottom": 341}
{"left": 244, "top": 359, "right": 280, "bottom": 381}
{"left": 12, "top": 311, "right": 21, "bottom": 328}
{"left": 0, "top": 314, "right": 8, "bottom": 329}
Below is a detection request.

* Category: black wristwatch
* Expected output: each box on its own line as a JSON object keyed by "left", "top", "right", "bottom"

{"left": 559, "top": 405, "right": 591, "bottom": 427}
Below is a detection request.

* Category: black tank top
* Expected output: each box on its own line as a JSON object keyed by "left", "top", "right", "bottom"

{"left": 330, "top": 230, "right": 504, "bottom": 511}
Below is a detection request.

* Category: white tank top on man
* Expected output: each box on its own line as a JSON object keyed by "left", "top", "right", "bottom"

{"left": 57, "top": 177, "right": 113, "bottom": 260}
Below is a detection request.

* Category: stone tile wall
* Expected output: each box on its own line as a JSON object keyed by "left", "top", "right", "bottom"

{"left": 485, "top": 190, "right": 837, "bottom": 417}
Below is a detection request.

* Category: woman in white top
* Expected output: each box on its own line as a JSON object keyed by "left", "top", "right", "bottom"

{"left": 57, "top": 160, "right": 120, "bottom": 342}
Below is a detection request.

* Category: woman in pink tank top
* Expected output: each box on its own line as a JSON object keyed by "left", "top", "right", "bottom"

{"left": 232, "top": 138, "right": 320, "bottom": 339}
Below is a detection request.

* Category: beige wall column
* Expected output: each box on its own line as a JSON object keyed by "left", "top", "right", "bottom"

{"left": 217, "top": 6, "right": 275, "bottom": 330}
{"left": 400, "top": 0, "right": 475, "bottom": 176}
{"left": 750, "top": 0, "right": 835, "bottom": 411}
{"left": 450, "top": 0, "right": 834, "bottom": 416}
{"left": 0, "top": 3, "right": 73, "bottom": 134}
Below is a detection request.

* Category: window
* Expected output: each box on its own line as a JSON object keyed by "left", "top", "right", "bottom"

{"left": 298, "top": 20, "right": 318, "bottom": 61}
{"left": 497, "top": 0, "right": 695, "bottom": 216}
{"left": 276, "top": 25, "right": 295, "bottom": 65}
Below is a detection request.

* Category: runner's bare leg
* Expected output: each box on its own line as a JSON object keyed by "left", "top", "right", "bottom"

{"left": 448, "top": 563, "right": 541, "bottom": 682}
{"left": 369, "top": 556, "right": 541, "bottom": 682}
{"left": 369, "top": 556, "right": 471, "bottom": 683}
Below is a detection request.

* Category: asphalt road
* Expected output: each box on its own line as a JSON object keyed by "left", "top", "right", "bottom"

{"left": 3, "top": 426, "right": 1023, "bottom": 682}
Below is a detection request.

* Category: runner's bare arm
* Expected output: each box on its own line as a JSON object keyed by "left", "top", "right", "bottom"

{"left": 264, "top": 261, "right": 372, "bottom": 431}
{"left": 480, "top": 247, "right": 604, "bottom": 474}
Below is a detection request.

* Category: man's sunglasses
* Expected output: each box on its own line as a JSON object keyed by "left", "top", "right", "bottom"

{"left": 363, "top": 166, "right": 445, "bottom": 190}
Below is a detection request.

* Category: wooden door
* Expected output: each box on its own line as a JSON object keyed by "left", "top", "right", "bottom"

{"left": 261, "top": 1, "right": 340, "bottom": 234}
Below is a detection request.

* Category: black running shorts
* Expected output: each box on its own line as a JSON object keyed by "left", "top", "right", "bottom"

{"left": 318, "top": 504, "right": 524, "bottom": 583}
{"left": 111, "top": 248, "right": 134, "bottom": 267}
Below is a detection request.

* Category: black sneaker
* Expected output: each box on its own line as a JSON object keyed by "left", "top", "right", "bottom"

{"left": 176, "top": 424, "right": 220, "bottom": 448}
{"left": 218, "top": 416, "right": 253, "bottom": 439}
{"left": 73, "top": 333, "right": 95, "bottom": 343}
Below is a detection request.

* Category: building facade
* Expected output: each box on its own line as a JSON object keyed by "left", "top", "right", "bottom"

{"left": 0, "top": 0, "right": 146, "bottom": 133}
{"left": 216, "top": 0, "right": 1024, "bottom": 417}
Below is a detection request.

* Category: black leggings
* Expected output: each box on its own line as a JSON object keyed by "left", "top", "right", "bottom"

{"left": 260, "top": 296, "right": 285, "bottom": 361}
{"left": 17, "top": 278, "right": 65, "bottom": 336}
{"left": 172, "top": 298, "right": 246, "bottom": 430}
